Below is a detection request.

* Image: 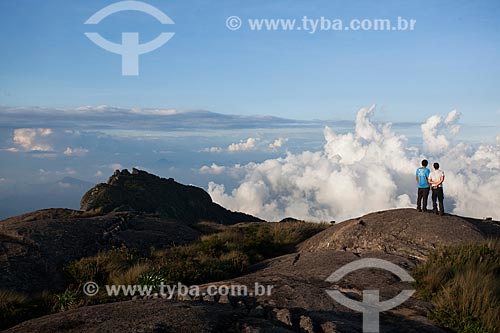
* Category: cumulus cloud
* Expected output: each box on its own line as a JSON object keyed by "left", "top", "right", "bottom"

{"left": 207, "top": 106, "right": 499, "bottom": 222}
{"left": 200, "top": 163, "right": 226, "bottom": 175}
{"left": 13, "top": 128, "right": 53, "bottom": 151}
{"left": 421, "top": 110, "right": 461, "bottom": 153}
{"left": 444, "top": 109, "right": 461, "bottom": 135}
{"left": 202, "top": 138, "right": 261, "bottom": 153}
{"left": 64, "top": 147, "right": 89, "bottom": 157}
{"left": 269, "top": 138, "right": 288, "bottom": 150}
{"left": 228, "top": 138, "right": 258, "bottom": 152}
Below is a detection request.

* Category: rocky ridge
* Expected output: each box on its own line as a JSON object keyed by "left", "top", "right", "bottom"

{"left": 5, "top": 208, "right": 500, "bottom": 332}
{"left": 80, "top": 168, "right": 262, "bottom": 224}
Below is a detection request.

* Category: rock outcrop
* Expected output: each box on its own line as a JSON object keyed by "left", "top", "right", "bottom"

{"left": 299, "top": 208, "right": 499, "bottom": 260}
{"left": 4, "top": 207, "right": 500, "bottom": 332}
{"left": 80, "top": 168, "right": 262, "bottom": 224}
{"left": 0, "top": 209, "right": 200, "bottom": 293}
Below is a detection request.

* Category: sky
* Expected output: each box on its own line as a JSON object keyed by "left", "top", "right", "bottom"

{"left": 0, "top": 0, "right": 499, "bottom": 122}
{"left": 0, "top": 1, "right": 499, "bottom": 221}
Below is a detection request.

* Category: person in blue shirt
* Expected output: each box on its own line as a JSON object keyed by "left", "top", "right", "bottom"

{"left": 415, "top": 159, "right": 431, "bottom": 212}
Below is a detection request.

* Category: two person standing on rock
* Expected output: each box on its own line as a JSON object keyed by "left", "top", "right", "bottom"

{"left": 416, "top": 159, "right": 445, "bottom": 215}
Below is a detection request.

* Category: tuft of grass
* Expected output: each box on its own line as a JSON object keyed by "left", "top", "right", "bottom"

{"left": 415, "top": 240, "right": 500, "bottom": 333}
{"left": 191, "top": 221, "right": 228, "bottom": 235}
{"left": 66, "top": 247, "right": 143, "bottom": 285}
{"left": 52, "top": 288, "right": 82, "bottom": 312}
{"left": 109, "top": 262, "right": 152, "bottom": 286}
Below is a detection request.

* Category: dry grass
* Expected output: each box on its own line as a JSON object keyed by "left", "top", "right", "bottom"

{"left": 109, "top": 262, "right": 152, "bottom": 285}
{"left": 415, "top": 240, "right": 500, "bottom": 333}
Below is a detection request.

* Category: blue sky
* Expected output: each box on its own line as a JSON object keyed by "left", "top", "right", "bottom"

{"left": 0, "top": 0, "right": 499, "bottom": 123}
{"left": 0, "top": 1, "right": 499, "bottom": 220}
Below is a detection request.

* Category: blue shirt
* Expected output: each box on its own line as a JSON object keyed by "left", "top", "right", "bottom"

{"left": 416, "top": 167, "right": 430, "bottom": 188}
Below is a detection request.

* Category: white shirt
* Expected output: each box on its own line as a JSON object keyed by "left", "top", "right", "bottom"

{"left": 429, "top": 169, "right": 445, "bottom": 187}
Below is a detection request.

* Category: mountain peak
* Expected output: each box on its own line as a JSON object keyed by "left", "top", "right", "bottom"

{"left": 80, "top": 169, "right": 262, "bottom": 224}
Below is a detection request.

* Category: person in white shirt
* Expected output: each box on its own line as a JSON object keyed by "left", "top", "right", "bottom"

{"left": 428, "top": 162, "right": 445, "bottom": 216}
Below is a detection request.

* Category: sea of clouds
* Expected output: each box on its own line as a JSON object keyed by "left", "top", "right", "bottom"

{"left": 207, "top": 105, "right": 500, "bottom": 222}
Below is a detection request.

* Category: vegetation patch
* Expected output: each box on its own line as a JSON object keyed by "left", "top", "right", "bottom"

{"left": 415, "top": 240, "right": 500, "bottom": 333}
{"left": 1, "top": 221, "right": 327, "bottom": 330}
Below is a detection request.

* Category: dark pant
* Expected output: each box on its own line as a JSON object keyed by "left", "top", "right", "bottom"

{"left": 417, "top": 187, "right": 430, "bottom": 210}
{"left": 432, "top": 187, "right": 444, "bottom": 214}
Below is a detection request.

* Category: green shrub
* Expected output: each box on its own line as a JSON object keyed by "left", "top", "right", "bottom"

{"left": 138, "top": 270, "right": 167, "bottom": 289}
{"left": 415, "top": 240, "right": 500, "bottom": 333}
{"left": 52, "top": 289, "right": 82, "bottom": 312}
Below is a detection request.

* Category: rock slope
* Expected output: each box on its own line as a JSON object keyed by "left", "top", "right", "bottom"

{"left": 298, "top": 209, "right": 498, "bottom": 260}
{"left": 0, "top": 209, "right": 199, "bottom": 293}
{"left": 6, "top": 209, "right": 500, "bottom": 332}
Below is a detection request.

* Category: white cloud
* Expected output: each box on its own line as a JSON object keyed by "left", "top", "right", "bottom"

{"left": 444, "top": 109, "right": 461, "bottom": 135}
{"left": 421, "top": 110, "right": 461, "bottom": 154}
{"left": 58, "top": 182, "right": 72, "bottom": 188}
{"left": 202, "top": 139, "right": 260, "bottom": 153}
{"left": 13, "top": 128, "right": 53, "bottom": 151}
{"left": 109, "top": 163, "right": 123, "bottom": 171}
{"left": 207, "top": 106, "right": 500, "bottom": 222}
{"left": 201, "top": 147, "right": 223, "bottom": 153}
{"left": 38, "top": 128, "right": 53, "bottom": 136}
{"left": 200, "top": 163, "right": 226, "bottom": 175}
{"left": 228, "top": 138, "right": 258, "bottom": 152}
{"left": 269, "top": 138, "right": 288, "bottom": 149}
{"left": 64, "top": 147, "right": 89, "bottom": 157}
{"left": 2, "top": 147, "right": 19, "bottom": 152}
{"left": 38, "top": 168, "right": 77, "bottom": 181}
{"left": 95, "top": 170, "right": 104, "bottom": 177}
{"left": 130, "top": 108, "right": 183, "bottom": 116}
